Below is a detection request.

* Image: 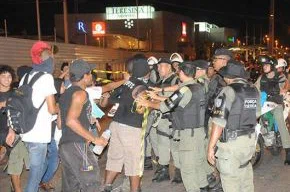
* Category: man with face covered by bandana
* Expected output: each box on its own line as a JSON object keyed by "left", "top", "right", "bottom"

{"left": 19, "top": 41, "right": 58, "bottom": 192}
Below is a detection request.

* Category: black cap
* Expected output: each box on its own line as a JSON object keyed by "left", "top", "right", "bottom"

{"left": 219, "top": 60, "right": 248, "bottom": 79}
{"left": 132, "top": 58, "right": 150, "bottom": 78}
{"left": 70, "top": 59, "right": 96, "bottom": 80}
{"left": 179, "top": 61, "right": 196, "bottom": 75}
{"left": 157, "top": 58, "right": 172, "bottom": 65}
{"left": 213, "top": 48, "right": 233, "bottom": 58}
{"left": 192, "top": 60, "right": 209, "bottom": 70}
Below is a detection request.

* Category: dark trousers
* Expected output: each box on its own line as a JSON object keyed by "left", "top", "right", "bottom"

{"left": 59, "top": 142, "right": 101, "bottom": 192}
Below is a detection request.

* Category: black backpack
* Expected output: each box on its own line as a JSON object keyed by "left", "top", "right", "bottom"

{"left": 6, "top": 72, "right": 45, "bottom": 134}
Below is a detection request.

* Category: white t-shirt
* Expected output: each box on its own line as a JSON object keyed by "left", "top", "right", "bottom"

{"left": 86, "top": 86, "right": 102, "bottom": 100}
{"left": 20, "top": 72, "right": 56, "bottom": 143}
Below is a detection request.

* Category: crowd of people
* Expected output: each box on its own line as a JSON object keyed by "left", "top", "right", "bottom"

{"left": 0, "top": 40, "right": 290, "bottom": 192}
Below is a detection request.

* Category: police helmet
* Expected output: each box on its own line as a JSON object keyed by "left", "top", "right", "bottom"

{"left": 170, "top": 53, "right": 184, "bottom": 63}
{"left": 147, "top": 56, "right": 158, "bottom": 66}
{"left": 276, "top": 58, "right": 288, "bottom": 69}
{"left": 256, "top": 55, "right": 277, "bottom": 70}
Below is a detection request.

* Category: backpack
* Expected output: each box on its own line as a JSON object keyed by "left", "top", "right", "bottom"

{"left": 6, "top": 72, "right": 45, "bottom": 134}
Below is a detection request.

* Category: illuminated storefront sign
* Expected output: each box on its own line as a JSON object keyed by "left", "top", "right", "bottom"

{"left": 194, "top": 22, "right": 218, "bottom": 33}
{"left": 92, "top": 22, "right": 106, "bottom": 36}
{"left": 182, "top": 22, "right": 187, "bottom": 36}
{"left": 106, "top": 6, "right": 155, "bottom": 20}
{"left": 124, "top": 19, "right": 134, "bottom": 29}
{"left": 76, "top": 21, "right": 87, "bottom": 34}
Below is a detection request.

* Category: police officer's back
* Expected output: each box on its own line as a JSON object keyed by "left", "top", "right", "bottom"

{"left": 208, "top": 61, "right": 260, "bottom": 192}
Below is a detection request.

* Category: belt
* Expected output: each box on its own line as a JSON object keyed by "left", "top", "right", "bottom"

{"left": 161, "top": 113, "right": 171, "bottom": 119}
{"left": 156, "top": 129, "right": 173, "bottom": 139}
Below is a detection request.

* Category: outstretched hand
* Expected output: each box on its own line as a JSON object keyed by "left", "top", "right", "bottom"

{"left": 149, "top": 86, "right": 162, "bottom": 93}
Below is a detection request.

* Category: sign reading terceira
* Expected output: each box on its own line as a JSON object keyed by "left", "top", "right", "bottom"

{"left": 106, "top": 6, "right": 155, "bottom": 20}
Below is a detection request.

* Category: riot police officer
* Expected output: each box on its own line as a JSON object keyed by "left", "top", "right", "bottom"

{"left": 144, "top": 56, "right": 159, "bottom": 170}
{"left": 208, "top": 61, "right": 260, "bottom": 192}
{"left": 207, "top": 48, "right": 233, "bottom": 128}
{"left": 255, "top": 55, "right": 290, "bottom": 165}
{"left": 137, "top": 61, "right": 210, "bottom": 191}
{"left": 205, "top": 49, "right": 232, "bottom": 190}
{"left": 170, "top": 52, "right": 184, "bottom": 73}
{"left": 151, "top": 58, "right": 181, "bottom": 183}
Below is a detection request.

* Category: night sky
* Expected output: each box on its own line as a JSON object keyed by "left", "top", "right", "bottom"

{"left": 0, "top": 0, "right": 289, "bottom": 45}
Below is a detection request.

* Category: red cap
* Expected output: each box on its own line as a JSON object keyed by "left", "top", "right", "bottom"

{"left": 30, "top": 41, "right": 51, "bottom": 64}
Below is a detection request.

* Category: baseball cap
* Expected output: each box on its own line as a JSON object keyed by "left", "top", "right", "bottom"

{"left": 213, "top": 48, "right": 233, "bottom": 58}
{"left": 30, "top": 41, "right": 51, "bottom": 65}
{"left": 219, "top": 60, "right": 248, "bottom": 79}
{"left": 179, "top": 61, "right": 196, "bottom": 75}
{"left": 170, "top": 53, "right": 183, "bottom": 63}
{"left": 192, "top": 60, "right": 209, "bottom": 70}
{"left": 157, "top": 58, "right": 172, "bottom": 65}
{"left": 69, "top": 59, "right": 96, "bottom": 81}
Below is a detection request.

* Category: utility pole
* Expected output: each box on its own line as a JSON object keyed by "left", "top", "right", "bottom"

{"left": 74, "top": 0, "right": 79, "bottom": 13}
{"left": 36, "top": 0, "right": 41, "bottom": 40}
{"left": 269, "top": 0, "right": 275, "bottom": 55}
{"left": 253, "top": 24, "right": 256, "bottom": 46}
{"left": 245, "top": 21, "right": 248, "bottom": 46}
{"left": 4, "top": 19, "right": 7, "bottom": 38}
{"left": 260, "top": 24, "right": 263, "bottom": 45}
{"left": 63, "top": 0, "right": 69, "bottom": 43}
{"left": 136, "top": 0, "right": 140, "bottom": 50}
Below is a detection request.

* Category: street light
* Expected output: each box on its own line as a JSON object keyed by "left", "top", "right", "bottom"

{"left": 237, "top": 39, "right": 241, "bottom": 47}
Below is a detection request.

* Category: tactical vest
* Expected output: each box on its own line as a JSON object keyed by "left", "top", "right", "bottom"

{"left": 148, "top": 68, "right": 160, "bottom": 85}
{"left": 160, "top": 74, "right": 178, "bottom": 88}
{"left": 208, "top": 74, "right": 226, "bottom": 111}
{"left": 260, "top": 73, "right": 283, "bottom": 104}
{"left": 171, "top": 83, "right": 206, "bottom": 130}
{"left": 225, "top": 82, "right": 258, "bottom": 132}
{"left": 159, "top": 74, "right": 179, "bottom": 120}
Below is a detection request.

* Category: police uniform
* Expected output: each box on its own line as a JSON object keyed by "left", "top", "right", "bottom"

{"left": 255, "top": 72, "right": 290, "bottom": 164}
{"left": 211, "top": 62, "right": 260, "bottom": 192}
{"left": 152, "top": 71, "right": 181, "bottom": 182}
{"left": 160, "top": 61, "right": 209, "bottom": 191}
{"left": 144, "top": 65, "right": 160, "bottom": 170}
{"left": 194, "top": 61, "right": 215, "bottom": 182}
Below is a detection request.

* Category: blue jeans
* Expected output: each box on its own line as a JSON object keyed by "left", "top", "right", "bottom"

{"left": 24, "top": 142, "right": 47, "bottom": 192}
{"left": 41, "top": 139, "right": 59, "bottom": 183}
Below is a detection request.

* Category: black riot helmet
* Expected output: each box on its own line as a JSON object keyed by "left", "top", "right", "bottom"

{"left": 256, "top": 55, "right": 277, "bottom": 71}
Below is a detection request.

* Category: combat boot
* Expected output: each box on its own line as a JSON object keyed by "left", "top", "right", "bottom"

{"left": 207, "top": 173, "right": 219, "bottom": 188}
{"left": 209, "top": 181, "right": 223, "bottom": 192}
{"left": 144, "top": 156, "right": 153, "bottom": 170}
{"left": 200, "top": 185, "right": 209, "bottom": 192}
{"left": 101, "top": 184, "right": 113, "bottom": 192}
{"left": 152, "top": 164, "right": 170, "bottom": 182}
{"left": 171, "top": 168, "right": 182, "bottom": 184}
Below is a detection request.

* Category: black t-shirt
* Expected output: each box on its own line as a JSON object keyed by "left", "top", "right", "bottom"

{"left": 109, "top": 77, "right": 148, "bottom": 128}
{"left": 59, "top": 86, "right": 91, "bottom": 145}
{"left": 0, "top": 91, "right": 11, "bottom": 145}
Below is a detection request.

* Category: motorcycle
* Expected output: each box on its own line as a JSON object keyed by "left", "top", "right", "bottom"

{"left": 251, "top": 92, "right": 290, "bottom": 168}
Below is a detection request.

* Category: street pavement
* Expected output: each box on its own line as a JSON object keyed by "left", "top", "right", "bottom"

{"left": 1, "top": 116, "right": 290, "bottom": 192}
